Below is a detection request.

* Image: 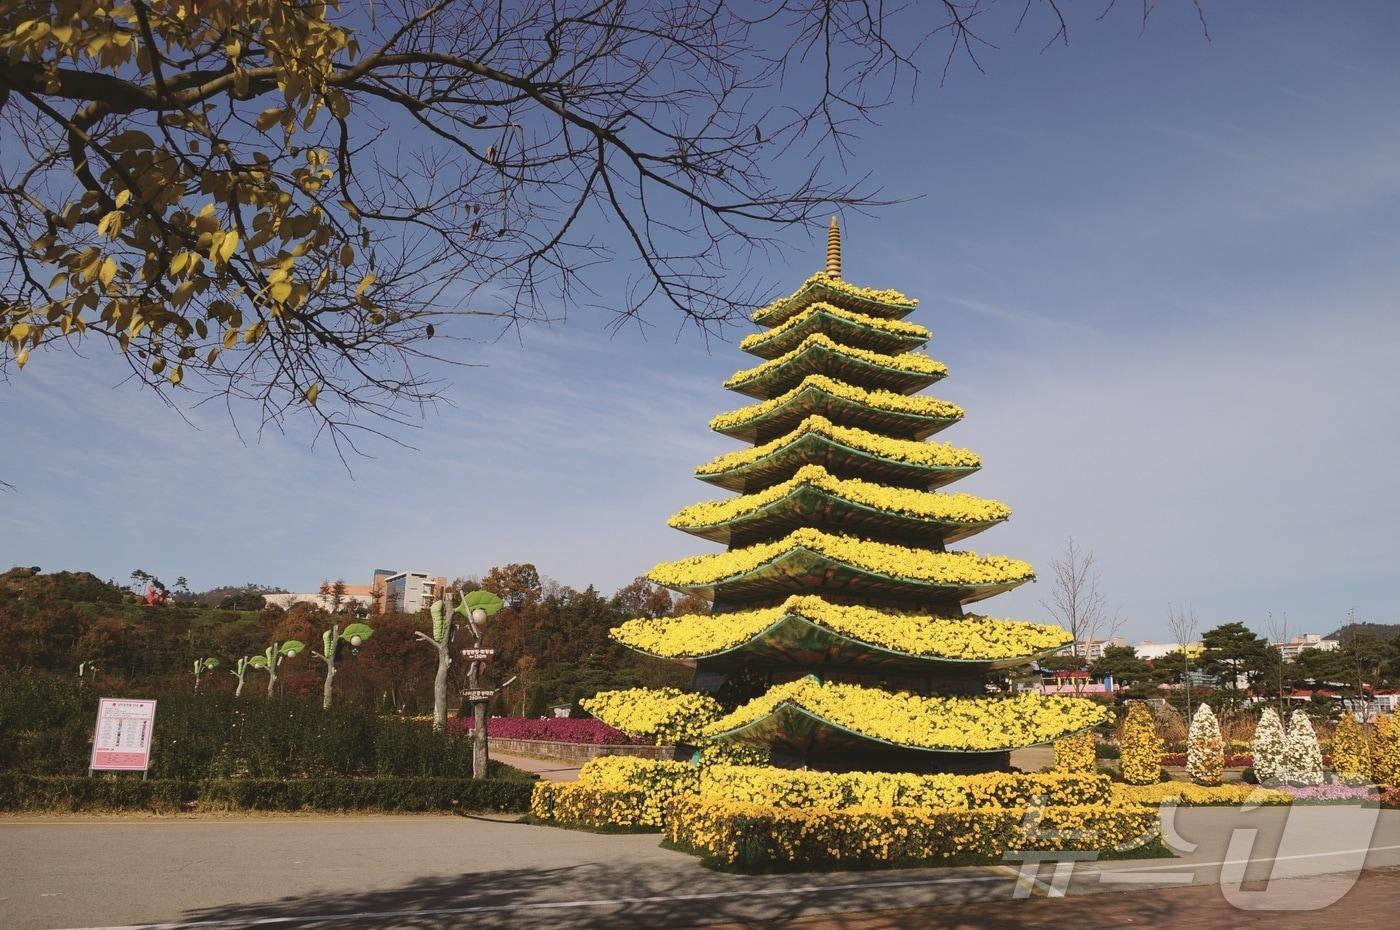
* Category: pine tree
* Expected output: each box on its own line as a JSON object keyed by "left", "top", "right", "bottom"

{"left": 1283, "top": 709, "right": 1324, "bottom": 786}
{"left": 1053, "top": 732, "right": 1096, "bottom": 774}
{"left": 1187, "top": 703, "right": 1224, "bottom": 786}
{"left": 1120, "top": 702, "right": 1163, "bottom": 785}
{"left": 1330, "top": 715, "right": 1371, "bottom": 784}
{"left": 1252, "top": 707, "right": 1286, "bottom": 785}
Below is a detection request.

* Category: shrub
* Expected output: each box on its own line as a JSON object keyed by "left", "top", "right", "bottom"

{"left": 1283, "top": 710, "right": 1324, "bottom": 786}
{"left": 1372, "top": 715, "right": 1400, "bottom": 787}
{"left": 1331, "top": 716, "right": 1371, "bottom": 784}
{"left": 1119, "top": 703, "right": 1163, "bottom": 785}
{"left": 0, "top": 774, "right": 532, "bottom": 813}
{"left": 1186, "top": 704, "right": 1224, "bottom": 787}
{"left": 665, "top": 797, "right": 1160, "bottom": 871}
{"left": 1252, "top": 707, "right": 1286, "bottom": 785}
{"left": 531, "top": 757, "right": 699, "bottom": 829}
{"left": 1052, "top": 733, "right": 1096, "bottom": 774}
{"left": 477, "top": 717, "right": 636, "bottom": 744}
{"left": 1112, "top": 782, "right": 1291, "bottom": 807}
{"left": 578, "top": 688, "right": 721, "bottom": 744}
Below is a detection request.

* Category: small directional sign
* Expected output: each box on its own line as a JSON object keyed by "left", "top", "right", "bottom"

{"left": 460, "top": 689, "right": 495, "bottom": 702}
{"left": 460, "top": 648, "right": 496, "bottom": 661}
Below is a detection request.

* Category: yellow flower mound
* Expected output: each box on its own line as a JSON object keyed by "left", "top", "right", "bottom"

{"left": 694, "top": 415, "right": 980, "bottom": 475}
{"left": 723, "top": 334, "right": 947, "bottom": 390}
{"left": 580, "top": 687, "right": 722, "bottom": 745}
{"left": 707, "top": 678, "right": 1109, "bottom": 751}
{"left": 752, "top": 273, "right": 917, "bottom": 324}
{"left": 740, "top": 302, "right": 931, "bottom": 353}
{"left": 669, "top": 464, "right": 1009, "bottom": 529}
{"left": 1112, "top": 783, "right": 1291, "bottom": 807}
{"left": 612, "top": 594, "right": 1070, "bottom": 660}
{"left": 647, "top": 528, "right": 1034, "bottom": 589}
{"left": 532, "top": 757, "right": 699, "bottom": 830}
{"left": 709, "top": 375, "right": 963, "bottom": 433}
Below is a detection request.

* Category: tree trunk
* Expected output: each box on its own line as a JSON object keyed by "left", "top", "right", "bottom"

{"left": 432, "top": 641, "right": 450, "bottom": 731}
{"left": 266, "top": 664, "right": 277, "bottom": 698}
{"left": 473, "top": 699, "right": 489, "bottom": 779}
{"left": 235, "top": 674, "right": 245, "bottom": 698}
{"left": 322, "top": 662, "right": 336, "bottom": 710}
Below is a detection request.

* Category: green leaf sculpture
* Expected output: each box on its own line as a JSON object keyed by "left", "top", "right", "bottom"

{"left": 341, "top": 623, "right": 374, "bottom": 645}
{"left": 280, "top": 640, "right": 305, "bottom": 657}
{"left": 459, "top": 590, "right": 504, "bottom": 618}
{"left": 248, "top": 655, "right": 269, "bottom": 668}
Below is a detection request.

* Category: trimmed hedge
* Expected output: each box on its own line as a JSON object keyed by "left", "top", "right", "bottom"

{"left": 665, "top": 797, "right": 1161, "bottom": 871}
{"left": 0, "top": 773, "right": 534, "bottom": 813}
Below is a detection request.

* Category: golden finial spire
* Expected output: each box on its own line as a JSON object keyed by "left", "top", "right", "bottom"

{"left": 826, "top": 215, "right": 842, "bottom": 278}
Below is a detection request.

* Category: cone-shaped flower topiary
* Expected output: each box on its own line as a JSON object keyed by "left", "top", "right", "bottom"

{"left": 587, "top": 225, "right": 1107, "bottom": 773}
{"left": 1252, "top": 707, "right": 1286, "bottom": 785}
{"left": 1052, "top": 732, "right": 1096, "bottom": 774}
{"left": 1373, "top": 715, "right": 1400, "bottom": 787}
{"left": 1283, "top": 709, "right": 1324, "bottom": 786}
{"left": 1331, "top": 715, "right": 1371, "bottom": 784}
{"left": 1120, "top": 702, "right": 1164, "bottom": 785}
{"left": 1186, "top": 703, "right": 1224, "bottom": 787}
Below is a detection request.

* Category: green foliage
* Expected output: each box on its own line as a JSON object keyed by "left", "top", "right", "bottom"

{"left": 0, "top": 774, "right": 532, "bottom": 813}
{"left": 461, "top": 591, "right": 505, "bottom": 617}
{"left": 0, "top": 674, "right": 482, "bottom": 779}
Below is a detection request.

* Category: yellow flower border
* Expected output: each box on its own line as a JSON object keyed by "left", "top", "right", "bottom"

{"left": 694, "top": 415, "right": 980, "bottom": 476}
{"left": 669, "top": 464, "right": 1009, "bottom": 529}
{"left": 752, "top": 273, "right": 917, "bottom": 325}
{"left": 612, "top": 594, "right": 1071, "bottom": 661}
{"left": 709, "top": 375, "right": 963, "bottom": 433}
{"left": 707, "top": 678, "right": 1110, "bottom": 751}
{"left": 647, "top": 527, "right": 1034, "bottom": 589}
{"left": 740, "top": 302, "right": 930, "bottom": 353}
{"left": 723, "top": 333, "right": 947, "bottom": 390}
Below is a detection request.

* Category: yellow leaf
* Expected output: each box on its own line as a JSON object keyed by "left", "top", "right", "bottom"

{"left": 15, "top": 347, "right": 29, "bottom": 369}
{"left": 98, "top": 258, "right": 117, "bottom": 288}
{"left": 51, "top": 25, "right": 73, "bottom": 43}
{"left": 170, "top": 365, "right": 183, "bottom": 386}
{"left": 305, "top": 383, "right": 320, "bottom": 406}
{"left": 169, "top": 251, "right": 190, "bottom": 276}
{"left": 222, "top": 328, "right": 238, "bottom": 349}
{"left": 256, "top": 107, "right": 284, "bottom": 131}
{"left": 339, "top": 244, "right": 354, "bottom": 267}
{"left": 218, "top": 230, "right": 239, "bottom": 264}
{"left": 270, "top": 281, "right": 292, "bottom": 303}
{"left": 10, "top": 323, "right": 30, "bottom": 342}
{"left": 115, "top": 190, "right": 131, "bottom": 208}
{"left": 355, "top": 273, "right": 376, "bottom": 296}
{"left": 327, "top": 91, "right": 350, "bottom": 120}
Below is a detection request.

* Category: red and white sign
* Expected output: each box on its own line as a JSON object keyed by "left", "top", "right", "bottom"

{"left": 90, "top": 698, "right": 157, "bottom": 772}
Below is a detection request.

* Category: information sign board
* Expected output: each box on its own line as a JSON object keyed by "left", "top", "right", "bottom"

{"left": 90, "top": 698, "right": 157, "bottom": 772}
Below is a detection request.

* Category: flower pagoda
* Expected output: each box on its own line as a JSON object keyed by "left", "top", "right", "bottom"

{"left": 599, "top": 220, "right": 1106, "bottom": 774}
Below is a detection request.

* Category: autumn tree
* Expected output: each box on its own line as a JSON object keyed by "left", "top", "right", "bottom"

{"left": 0, "top": 1, "right": 1197, "bottom": 451}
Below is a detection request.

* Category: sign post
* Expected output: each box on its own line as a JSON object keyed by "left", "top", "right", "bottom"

{"left": 90, "top": 698, "right": 157, "bottom": 777}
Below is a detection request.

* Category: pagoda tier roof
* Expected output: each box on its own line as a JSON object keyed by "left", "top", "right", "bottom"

{"left": 752, "top": 274, "right": 918, "bottom": 328}
{"left": 706, "top": 678, "right": 1109, "bottom": 754}
{"left": 612, "top": 595, "right": 1071, "bottom": 672}
{"left": 740, "top": 303, "right": 930, "bottom": 360}
{"left": 710, "top": 375, "right": 963, "bottom": 443}
{"left": 670, "top": 465, "right": 1008, "bottom": 547}
{"left": 647, "top": 528, "right": 1033, "bottom": 604}
{"left": 695, "top": 415, "right": 980, "bottom": 494}
{"left": 724, "top": 333, "right": 947, "bottom": 399}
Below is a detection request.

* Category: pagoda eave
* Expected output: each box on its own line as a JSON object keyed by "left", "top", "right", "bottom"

{"left": 741, "top": 306, "right": 929, "bottom": 360}
{"left": 670, "top": 484, "right": 1005, "bottom": 547}
{"left": 713, "top": 387, "right": 961, "bottom": 443}
{"left": 725, "top": 344, "right": 945, "bottom": 399}
{"left": 697, "top": 433, "right": 979, "bottom": 494}
{"left": 649, "top": 546, "right": 1031, "bottom": 605}
{"left": 753, "top": 279, "right": 918, "bottom": 328}
{"left": 619, "top": 612, "right": 1065, "bottom": 673}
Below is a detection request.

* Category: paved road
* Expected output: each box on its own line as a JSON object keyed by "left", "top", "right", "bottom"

{"left": 2, "top": 807, "right": 1399, "bottom": 930}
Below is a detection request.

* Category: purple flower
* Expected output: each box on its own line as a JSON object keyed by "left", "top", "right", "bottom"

{"left": 446, "top": 716, "right": 637, "bottom": 744}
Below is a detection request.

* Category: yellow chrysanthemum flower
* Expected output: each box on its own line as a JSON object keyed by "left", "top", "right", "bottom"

{"left": 723, "top": 333, "right": 947, "bottom": 390}
{"left": 709, "top": 375, "right": 963, "bottom": 433}
{"left": 740, "top": 302, "right": 931, "bottom": 353}
{"left": 695, "top": 415, "right": 981, "bottom": 475}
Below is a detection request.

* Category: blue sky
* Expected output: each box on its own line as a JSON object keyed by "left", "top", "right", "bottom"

{"left": 3, "top": 3, "right": 1398, "bottom": 643}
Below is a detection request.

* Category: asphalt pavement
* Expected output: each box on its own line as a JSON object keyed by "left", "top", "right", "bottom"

{"left": 1, "top": 806, "right": 1398, "bottom": 930}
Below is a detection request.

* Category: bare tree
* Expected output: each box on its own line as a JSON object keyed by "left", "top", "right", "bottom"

{"left": 1041, "top": 537, "right": 1123, "bottom": 691}
{"left": 1264, "top": 609, "right": 1290, "bottom": 713}
{"left": 0, "top": 2, "right": 1205, "bottom": 455}
{"left": 1166, "top": 602, "right": 1199, "bottom": 712}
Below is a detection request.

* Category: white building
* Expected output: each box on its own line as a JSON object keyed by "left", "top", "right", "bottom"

{"left": 1055, "top": 637, "right": 1127, "bottom": 663}
{"left": 1273, "top": 633, "right": 1341, "bottom": 661}
{"left": 379, "top": 570, "right": 442, "bottom": 614}
{"left": 1133, "top": 640, "right": 1201, "bottom": 661}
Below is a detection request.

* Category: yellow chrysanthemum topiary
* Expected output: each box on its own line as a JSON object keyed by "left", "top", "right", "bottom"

{"left": 1119, "top": 702, "right": 1164, "bottom": 786}
{"left": 580, "top": 687, "right": 721, "bottom": 745}
{"left": 1331, "top": 715, "right": 1371, "bottom": 784}
{"left": 739, "top": 302, "right": 930, "bottom": 352}
{"left": 1052, "top": 732, "right": 1097, "bottom": 774}
{"left": 706, "top": 678, "right": 1108, "bottom": 752}
{"left": 709, "top": 374, "right": 963, "bottom": 433}
{"left": 669, "top": 464, "right": 1009, "bottom": 529}
{"left": 694, "top": 415, "right": 981, "bottom": 475}
{"left": 723, "top": 333, "right": 947, "bottom": 389}
{"left": 1373, "top": 714, "right": 1400, "bottom": 787}
{"left": 647, "top": 528, "right": 1034, "bottom": 590}
{"left": 611, "top": 594, "right": 1070, "bottom": 661}
{"left": 752, "top": 273, "right": 917, "bottom": 324}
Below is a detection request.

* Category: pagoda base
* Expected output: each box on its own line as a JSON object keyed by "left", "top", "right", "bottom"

{"left": 768, "top": 745, "right": 1011, "bottom": 775}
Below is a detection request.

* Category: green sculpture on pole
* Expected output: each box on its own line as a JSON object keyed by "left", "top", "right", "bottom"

{"left": 248, "top": 640, "right": 305, "bottom": 698}
{"left": 192, "top": 657, "right": 220, "bottom": 693}
{"left": 313, "top": 622, "right": 374, "bottom": 709}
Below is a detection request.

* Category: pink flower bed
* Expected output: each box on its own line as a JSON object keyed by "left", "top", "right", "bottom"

{"left": 447, "top": 716, "right": 637, "bottom": 744}
{"left": 1283, "top": 784, "right": 1378, "bottom": 803}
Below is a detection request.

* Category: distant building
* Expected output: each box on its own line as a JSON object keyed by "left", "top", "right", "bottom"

{"left": 1272, "top": 633, "right": 1340, "bottom": 661}
{"left": 1133, "top": 640, "right": 1202, "bottom": 661}
{"left": 263, "top": 583, "right": 373, "bottom": 613}
{"left": 1055, "top": 636, "right": 1126, "bottom": 663}
{"left": 1037, "top": 669, "right": 1115, "bottom": 696}
{"left": 377, "top": 570, "right": 445, "bottom": 615}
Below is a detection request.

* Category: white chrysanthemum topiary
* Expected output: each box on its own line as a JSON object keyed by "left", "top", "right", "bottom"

{"left": 1283, "top": 709, "right": 1324, "bottom": 786}
{"left": 1252, "top": 707, "right": 1286, "bottom": 785}
{"left": 1187, "top": 703, "right": 1225, "bottom": 786}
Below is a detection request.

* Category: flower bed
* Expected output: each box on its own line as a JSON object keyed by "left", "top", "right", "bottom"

{"left": 530, "top": 757, "right": 698, "bottom": 830}
{"left": 1281, "top": 784, "right": 1378, "bottom": 803}
{"left": 666, "top": 797, "right": 1159, "bottom": 870}
{"left": 1112, "top": 783, "right": 1292, "bottom": 807}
